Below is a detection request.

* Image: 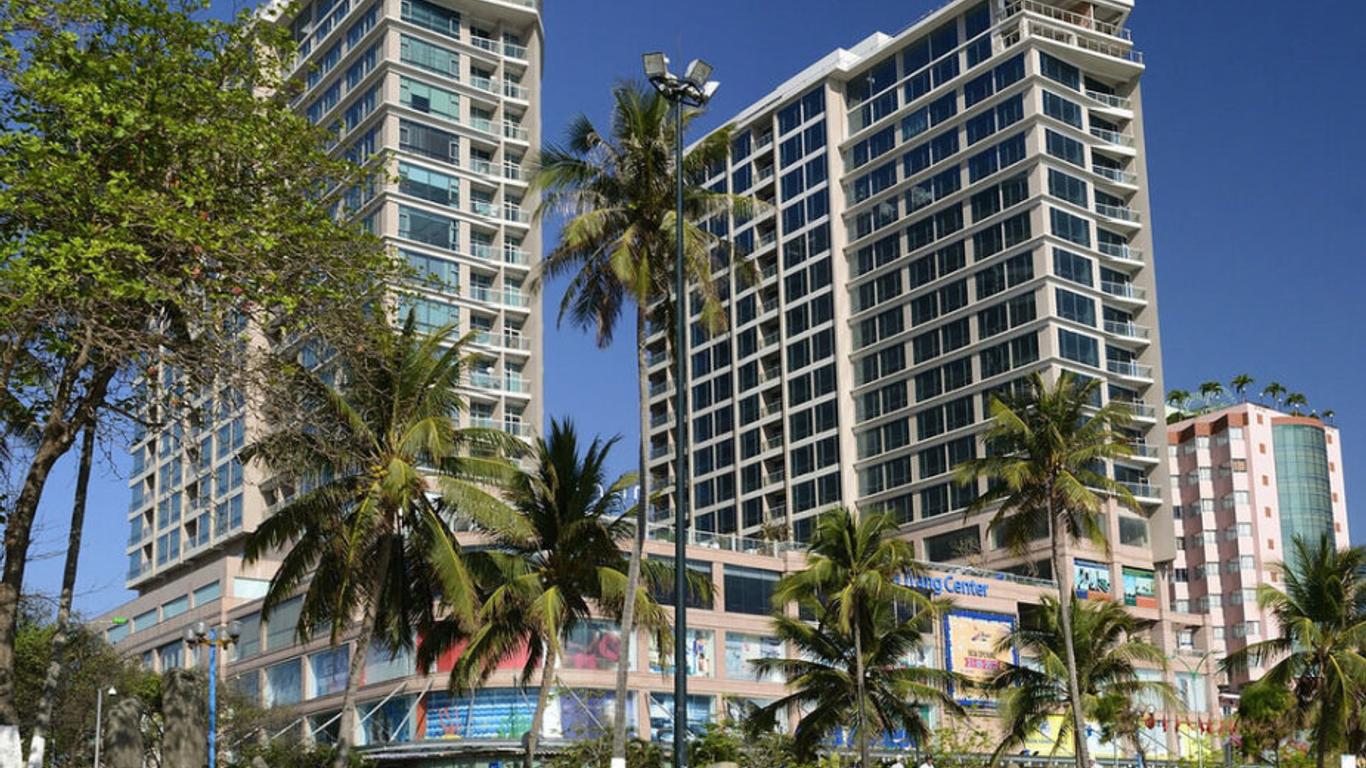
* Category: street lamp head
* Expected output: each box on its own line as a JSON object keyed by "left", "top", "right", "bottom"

{"left": 683, "top": 59, "right": 713, "bottom": 89}
{"left": 194, "top": 620, "right": 208, "bottom": 640}
{"left": 643, "top": 51, "right": 670, "bottom": 80}
{"left": 701, "top": 81, "right": 721, "bottom": 102}
{"left": 183, "top": 626, "right": 197, "bottom": 644}
{"left": 107, "top": 686, "right": 117, "bottom": 696}
{"left": 227, "top": 620, "right": 242, "bottom": 642}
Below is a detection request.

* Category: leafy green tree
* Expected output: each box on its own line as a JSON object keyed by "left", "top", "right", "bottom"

{"left": 243, "top": 315, "right": 518, "bottom": 768}
{"left": 755, "top": 508, "right": 958, "bottom": 766}
{"left": 1230, "top": 374, "right": 1255, "bottom": 402}
{"left": 431, "top": 420, "right": 675, "bottom": 768}
{"left": 1222, "top": 536, "right": 1366, "bottom": 768}
{"left": 989, "top": 596, "right": 1174, "bottom": 762}
{"left": 0, "top": 0, "right": 394, "bottom": 736}
{"left": 1197, "top": 380, "right": 1225, "bottom": 404}
{"left": 1236, "top": 679, "right": 1302, "bottom": 768}
{"left": 540, "top": 732, "right": 664, "bottom": 768}
{"left": 533, "top": 82, "right": 756, "bottom": 765}
{"left": 1263, "top": 381, "right": 1288, "bottom": 406}
{"left": 954, "top": 372, "right": 1138, "bottom": 768}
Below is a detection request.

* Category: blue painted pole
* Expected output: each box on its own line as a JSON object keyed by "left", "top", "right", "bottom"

{"left": 208, "top": 630, "right": 218, "bottom": 767}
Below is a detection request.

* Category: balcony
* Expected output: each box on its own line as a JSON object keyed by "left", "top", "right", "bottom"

{"left": 755, "top": 164, "right": 774, "bottom": 182}
{"left": 650, "top": 443, "right": 669, "bottom": 459}
{"left": 469, "top": 35, "right": 499, "bottom": 54}
{"left": 471, "top": 200, "right": 498, "bottom": 218}
{"left": 470, "top": 117, "right": 496, "bottom": 135}
{"left": 1127, "top": 441, "right": 1160, "bottom": 460}
{"left": 469, "top": 75, "right": 497, "bottom": 94}
{"left": 503, "top": 82, "right": 529, "bottom": 100}
{"left": 1103, "top": 320, "right": 1151, "bottom": 341}
{"left": 1003, "top": 0, "right": 1132, "bottom": 40}
{"left": 650, "top": 411, "right": 669, "bottom": 428}
{"left": 1090, "top": 127, "right": 1136, "bottom": 148}
{"left": 470, "top": 243, "right": 495, "bottom": 261}
{"left": 470, "top": 158, "right": 496, "bottom": 177}
{"left": 1120, "top": 481, "right": 1161, "bottom": 503}
{"left": 764, "top": 436, "right": 784, "bottom": 452}
{"left": 763, "top": 470, "right": 785, "bottom": 485}
{"left": 502, "top": 163, "right": 526, "bottom": 182}
{"left": 128, "top": 526, "right": 147, "bottom": 546}
{"left": 1107, "top": 360, "right": 1154, "bottom": 381}
{"left": 503, "top": 247, "right": 529, "bottom": 265}
{"left": 757, "top": 230, "right": 777, "bottom": 250}
{"left": 1096, "top": 203, "right": 1141, "bottom": 224}
{"left": 647, "top": 348, "right": 668, "bottom": 366}
{"left": 1114, "top": 400, "right": 1156, "bottom": 420}
{"left": 468, "top": 371, "right": 500, "bottom": 390}
{"left": 1092, "top": 165, "right": 1138, "bottom": 185}
{"left": 1101, "top": 280, "right": 1147, "bottom": 301}
{"left": 504, "top": 376, "right": 530, "bottom": 394}
{"left": 504, "top": 42, "right": 528, "bottom": 60}
{"left": 503, "top": 206, "right": 530, "bottom": 224}
{"left": 1097, "top": 241, "right": 1143, "bottom": 263}
{"left": 1085, "top": 90, "right": 1133, "bottom": 111}
{"left": 1019, "top": 18, "right": 1144, "bottom": 64}
{"left": 127, "top": 560, "right": 150, "bottom": 581}
{"left": 503, "top": 122, "right": 529, "bottom": 142}
{"left": 649, "top": 380, "right": 669, "bottom": 397}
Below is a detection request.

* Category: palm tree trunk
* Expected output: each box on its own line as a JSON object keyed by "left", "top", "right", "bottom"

{"left": 25, "top": 424, "right": 95, "bottom": 768}
{"left": 332, "top": 570, "right": 386, "bottom": 768}
{"left": 1050, "top": 500, "right": 1090, "bottom": 768}
{"left": 853, "top": 618, "right": 870, "bottom": 768}
{"left": 525, "top": 645, "right": 557, "bottom": 768}
{"left": 611, "top": 309, "right": 651, "bottom": 765}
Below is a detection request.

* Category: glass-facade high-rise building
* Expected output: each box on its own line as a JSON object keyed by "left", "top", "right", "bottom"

{"left": 122, "top": 0, "right": 544, "bottom": 590}
{"left": 647, "top": 0, "right": 1172, "bottom": 580}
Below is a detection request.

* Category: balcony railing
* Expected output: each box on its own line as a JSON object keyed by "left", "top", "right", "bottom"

{"left": 471, "top": 200, "right": 498, "bottom": 217}
{"left": 1107, "top": 360, "right": 1154, "bottom": 380}
{"left": 470, "top": 117, "right": 496, "bottom": 135}
{"left": 469, "top": 35, "right": 499, "bottom": 53}
{"left": 502, "top": 163, "right": 525, "bottom": 181}
{"left": 755, "top": 164, "right": 774, "bottom": 182}
{"left": 649, "top": 380, "right": 669, "bottom": 397}
{"left": 470, "top": 158, "right": 495, "bottom": 176}
{"left": 469, "top": 75, "right": 497, "bottom": 93}
{"left": 1003, "top": 0, "right": 1132, "bottom": 41}
{"left": 504, "top": 377, "right": 529, "bottom": 393}
{"left": 1096, "top": 203, "right": 1141, "bottom": 222}
{"left": 649, "top": 443, "right": 669, "bottom": 459}
{"left": 503, "top": 82, "right": 528, "bottom": 100}
{"left": 1127, "top": 441, "right": 1159, "bottom": 459}
{"left": 1090, "top": 127, "right": 1135, "bottom": 148}
{"left": 504, "top": 42, "right": 528, "bottom": 60}
{"left": 1024, "top": 18, "right": 1144, "bottom": 64}
{"left": 1104, "top": 320, "right": 1151, "bottom": 340}
{"left": 1085, "top": 90, "right": 1132, "bottom": 110}
{"left": 1097, "top": 241, "right": 1143, "bottom": 262}
{"left": 1114, "top": 400, "right": 1157, "bottom": 419}
{"left": 503, "top": 206, "right": 530, "bottom": 224}
{"left": 1092, "top": 165, "right": 1138, "bottom": 185}
{"left": 503, "top": 122, "right": 529, "bottom": 141}
{"left": 1120, "top": 481, "right": 1160, "bottom": 500}
{"left": 503, "top": 247, "right": 529, "bottom": 265}
{"left": 646, "top": 523, "right": 792, "bottom": 557}
{"left": 470, "top": 243, "right": 495, "bottom": 261}
{"left": 650, "top": 411, "right": 669, "bottom": 428}
{"left": 1101, "top": 280, "right": 1147, "bottom": 301}
{"left": 757, "top": 230, "right": 777, "bottom": 249}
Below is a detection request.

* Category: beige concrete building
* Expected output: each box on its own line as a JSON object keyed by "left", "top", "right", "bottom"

{"left": 1166, "top": 403, "right": 1350, "bottom": 691}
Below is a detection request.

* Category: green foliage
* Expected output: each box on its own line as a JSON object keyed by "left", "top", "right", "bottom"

{"left": 541, "top": 733, "right": 663, "bottom": 768}
{"left": 1222, "top": 535, "right": 1366, "bottom": 768}
{"left": 13, "top": 603, "right": 157, "bottom": 765}
{"left": 0, "top": 0, "right": 396, "bottom": 722}
{"left": 690, "top": 722, "right": 743, "bottom": 766}
{"left": 753, "top": 508, "right": 959, "bottom": 764}
{"left": 988, "top": 596, "right": 1174, "bottom": 762}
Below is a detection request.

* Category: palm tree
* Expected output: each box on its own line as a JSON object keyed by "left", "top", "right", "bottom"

{"left": 533, "top": 83, "right": 757, "bottom": 764}
{"left": 243, "top": 314, "right": 520, "bottom": 768}
{"left": 765, "top": 508, "right": 944, "bottom": 767}
{"left": 750, "top": 586, "right": 960, "bottom": 763}
{"left": 954, "top": 372, "right": 1138, "bottom": 768}
{"left": 433, "top": 420, "right": 675, "bottom": 768}
{"left": 989, "top": 596, "right": 1174, "bottom": 762}
{"left": 1285, "top": 392, "right": 1309, "bottom": 416}
{"left": 1222, "top": 536, "right": 1366, "bottom": 768}
{"left": 1230, "top": 374, "right": 1254, "bottom": 402}
{"left": 1197, "top": 380, "right": 1225, "bottom": 406}
{"left": 1262, "top": 381, "right": 1287, "bottom": 406}
{"left": 1165, "top": 388, "right": 1192, "bottom": 412}
{"left": 1322, "top": 409, "right": 1336, "bottom": 423}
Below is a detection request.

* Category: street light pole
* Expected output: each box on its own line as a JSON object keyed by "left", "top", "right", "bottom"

{"left": 93, "top": 686, "right": 116, "bottom": 768}
{"left": 1175, "top": 649, "right": 1215, "bottom": 768}
{"left": 186, "top": 620, "right": 242, "bottom": 766}
{"left": 643, "top": 51, "right": 718, "bottom": 768}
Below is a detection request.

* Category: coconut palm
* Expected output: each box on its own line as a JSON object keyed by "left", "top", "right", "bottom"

{"left": 1197, "top": 380, "right": 1225, "bottom": 405}
{"left": 1262, "top": 381, "right": 1287, "bottom": 406}
{"left": 750, "top": 583, "right": 960, "bottom": 763}
{"left": 1222, "top": 535, "right": 1366, "bottom": 768}
{"left": 954, "top": 372, "right": 1138, "bottom": 768}
{"left": 1322, "top": 409, "right": 1336, "bottom": 423}
{"left": 242, "top": 313, "right": 520, "bottom": 768}
{"left": 431, "top": 420, "right": 677, "bottom": 768}
{"left": 1230, "top": 374, "right": 1254, "bottom": 402}
{"left": 533, "top": 82, "right": 757, "bottom": 762}
{"left": 1286, "top": 392, "right": 1309, "bottom": 416}
{"left": 765, "top": 507, "right": 945, "bottom": 767}
{"left": 1165, "top": 389, "right": 1192, "bottom": 412}
{"left": 989, "top": 596, "right": 1174, "bottom": 762}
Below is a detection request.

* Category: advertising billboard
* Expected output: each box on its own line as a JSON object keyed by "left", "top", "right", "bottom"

{"left": 1074, "top": 559, "right": 1112, "bottom": 600}
{"left": 943, "top": 609, "right": 1016, "bottom": 707}
{"left": 1123, "top": 566, "right": 1157, "bottom": 608}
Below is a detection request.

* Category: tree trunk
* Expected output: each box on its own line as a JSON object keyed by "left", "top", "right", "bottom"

{"left": 25, "top": 424, "right": 96, "bottom": 768}
{"left": 610, "top": 308, "right": 652, "bottom": 766}
{"left": 0, "top": 358, "right": 113, "bottom": 731}
{"left": 853, "top": 617, "right": 870, "bottom": 768}
{"left": 525, "top": 645, "right": 557, "bottom": 768}
{"left": 1050, "top": 501, "right": 1091, "bottom": 768}
{"left": 332, "top": 583, "right": 383, "bottom": 768}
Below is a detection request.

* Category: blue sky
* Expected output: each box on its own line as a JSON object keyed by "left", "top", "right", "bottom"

{"left": 26, "top": 0, "right": 1366, "bottom": 617}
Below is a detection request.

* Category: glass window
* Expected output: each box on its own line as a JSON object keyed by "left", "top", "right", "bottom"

{"left": 724, "top": 633, "right": 783, "bottom": 683}
{"left": 1048, "top": 169, "right": 1088, "bottom": 207}
{"left": 1045, "top": 130, "right": 1086, "bottom": 167}
{"left": 1056, "top": 289, "right": 1096, "bottom": 326}
{"left": 1058, "top": 329, "right": 1099, "bottom": 367}
{"left": 265, "top": 658, "right": 303, "bottom": 707}
{"left": 266, "top": 596, "right": 303, "bottom": 651}
{"left": 309, "top": 645, "right": 350, "bottom": 699}
{"left": 1053, "top": 248, "right": 1093, "bottom": 287}
{"left": 1043, "top": 91, "right": 1083, "bottom": 128}
{"left": 724, "top": 566, "right": 779, "bottom": 615}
